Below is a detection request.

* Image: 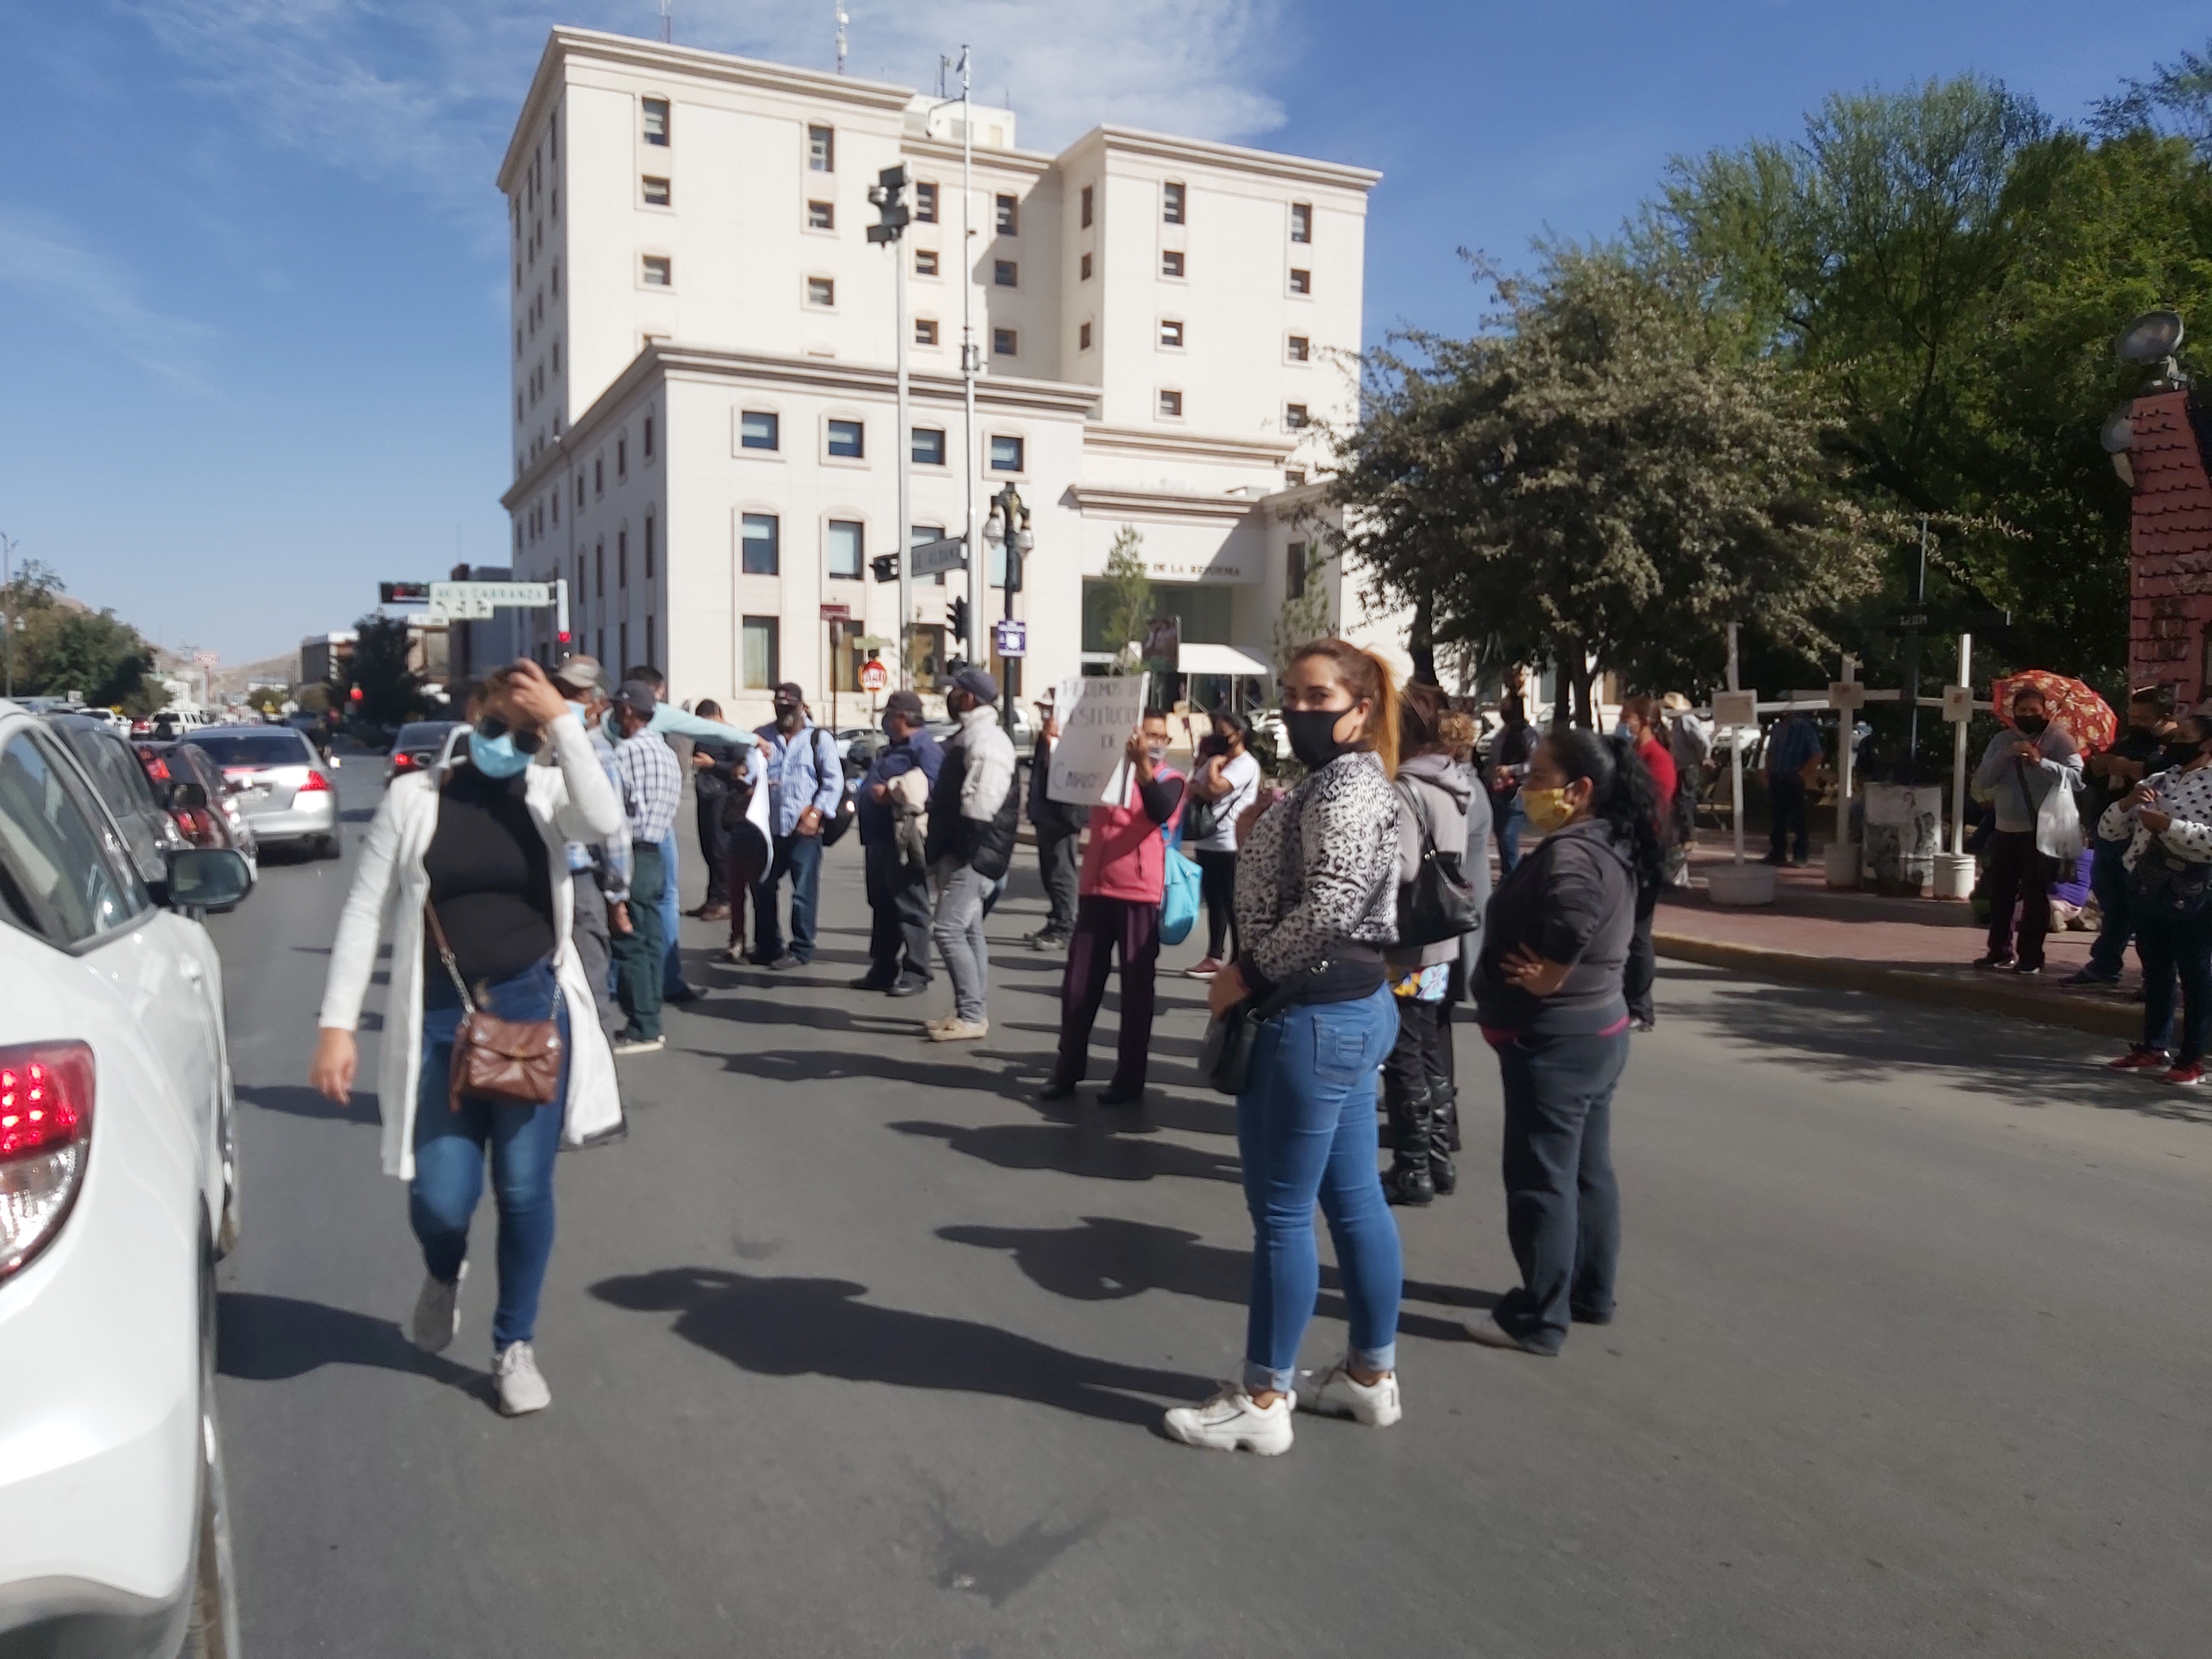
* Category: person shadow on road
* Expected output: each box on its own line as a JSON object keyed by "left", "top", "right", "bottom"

{"left": 589, "top": 1267, "right": 1210, "bottom": 1428}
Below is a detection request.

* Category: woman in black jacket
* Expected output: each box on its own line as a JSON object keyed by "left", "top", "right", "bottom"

{"left": 1467, "top": 727, "right": 1661, "bottom": 1357}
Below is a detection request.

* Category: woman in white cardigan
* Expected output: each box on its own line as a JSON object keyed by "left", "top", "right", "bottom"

{"left": 311, "top": 659, "right": 625, "bottom": 1415}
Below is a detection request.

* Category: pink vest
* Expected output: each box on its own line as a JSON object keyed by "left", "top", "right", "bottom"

{"left": 1078, "top": 769, "right": 1184, "bottom": 902}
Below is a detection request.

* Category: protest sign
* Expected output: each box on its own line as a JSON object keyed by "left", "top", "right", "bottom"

{"left": 1046, "top": 674, "right": 1149, "bottom": 807}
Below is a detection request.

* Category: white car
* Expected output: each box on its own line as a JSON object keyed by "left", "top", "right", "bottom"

{"left": 0, "top": 699, "right": 251, "bottom": 1656}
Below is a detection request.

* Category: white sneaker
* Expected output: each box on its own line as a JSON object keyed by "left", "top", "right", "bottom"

{"left": 929, "top": 1017, "right": 989, "bottom": 1042}
{"left": 1161, "top": 1384, "right": 1295, "bottom": 1454}
{"left": 1301, "top": 1362, "right": 1401, "bottom": 1427}
{"left": 409, "top": 1265, "right": 464, "bottom": 1354}
{"left": 612, "top": 1032, "right": 665, "bottom": 1055}
{"left": 495, "top": 1340, "right": 551, "bottom": 1415}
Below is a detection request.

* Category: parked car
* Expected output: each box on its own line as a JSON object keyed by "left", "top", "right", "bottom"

{"left": 183, "top": 725, "right": 340, "bottom": 857}
{"left": 40, "top": 711, "right": 189, "bottom": 892}
{"left": 386, "top": 720, "right": 463, "bottom": 783}
{"left": 0, "top": 698, "right": 251, "bottom": 1656}
{"left": 139, "top": 742, "right": 261, "bottom": 887}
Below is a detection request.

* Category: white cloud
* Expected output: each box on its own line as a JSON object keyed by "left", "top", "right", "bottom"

{"left": 0, "top": 206, "right": 218, "bottom": 390}
{"left": 127, "top": 1, "right": 1295, "bottom": 216}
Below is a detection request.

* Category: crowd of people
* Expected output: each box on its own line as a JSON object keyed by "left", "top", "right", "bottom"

{"left": 306, "top": 641, "right": 1698, "bottom": 1442}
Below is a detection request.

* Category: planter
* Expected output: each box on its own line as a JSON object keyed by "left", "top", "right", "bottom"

{"left": 1931, "top": 850, "right": 1976, "bottom": 901}
{"left": 1824, "top": 840, "right": 1861, "bottom": 889}
{"left": 1706, "top": 862, "right": 1777, "bottom": 907}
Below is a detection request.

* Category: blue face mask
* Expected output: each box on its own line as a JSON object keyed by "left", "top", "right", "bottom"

{"left": 469, "top": 728, "right": 533, "bottom": 778}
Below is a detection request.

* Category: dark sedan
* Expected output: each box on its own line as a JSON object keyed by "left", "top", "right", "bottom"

{"left": 387, "top": 720, "right": 464, "bottom": 783}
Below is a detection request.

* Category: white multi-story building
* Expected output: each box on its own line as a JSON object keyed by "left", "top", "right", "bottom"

{"left": 498, "top": 27, "right": 1397, "bottom": 722}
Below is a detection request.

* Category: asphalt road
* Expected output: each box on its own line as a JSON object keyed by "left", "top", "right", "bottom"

{"left": 206, "top": 761, "right": 2212, "bottom": 1658}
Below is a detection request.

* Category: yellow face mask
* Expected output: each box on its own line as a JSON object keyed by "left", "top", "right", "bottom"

{"left": 1521, "top": 787, "right": 1575, "bottom": 834}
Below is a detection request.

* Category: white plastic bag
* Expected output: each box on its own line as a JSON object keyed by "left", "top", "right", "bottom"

{"left": 2035, "top": 772, "right": 2084, "bottom": 863}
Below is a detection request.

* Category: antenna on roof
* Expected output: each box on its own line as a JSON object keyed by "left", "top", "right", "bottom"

{"left": 834, "top": 1, "right": 848, "bottom": 74}
{"left": 658, "top": 0, "right": 671, "bottom": 43}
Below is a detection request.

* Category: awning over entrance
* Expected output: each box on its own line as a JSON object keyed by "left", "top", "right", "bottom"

{"left": 1176, "top": 643, "right": 1273, "bottom": 678}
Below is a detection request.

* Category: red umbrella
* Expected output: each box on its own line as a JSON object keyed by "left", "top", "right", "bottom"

{"left": 1990, "top": 670, "right": 2116, "bottom": 755}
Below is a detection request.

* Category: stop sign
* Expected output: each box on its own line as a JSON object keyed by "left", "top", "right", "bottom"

{"left": 859, "top": 659, "right": 889, "bottom": 693}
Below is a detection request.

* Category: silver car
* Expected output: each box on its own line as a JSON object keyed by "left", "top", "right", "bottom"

{"left": 184, "top": 725, "right": 341, "bottom": 857}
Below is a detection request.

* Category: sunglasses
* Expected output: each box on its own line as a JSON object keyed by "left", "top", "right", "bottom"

{"left": 475, "top": 716, "right": 544, "bottom": 754}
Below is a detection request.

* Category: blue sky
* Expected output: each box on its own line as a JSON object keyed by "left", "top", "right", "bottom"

{"left": 0, "top": 1, "right": 2203, "bottom": 666}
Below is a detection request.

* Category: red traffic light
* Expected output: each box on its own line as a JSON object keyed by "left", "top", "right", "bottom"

{"left": 349, "top": 686, "right": 364, "bottom": 702}
{"left": 557, "top": 631, "right": 571, "bottom": 645}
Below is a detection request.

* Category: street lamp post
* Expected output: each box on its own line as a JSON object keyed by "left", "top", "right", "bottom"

{"left": 981, "top": 481, "right": 1031, "bottom": 731}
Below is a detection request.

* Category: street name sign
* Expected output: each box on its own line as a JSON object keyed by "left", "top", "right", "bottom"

{"left": 994, "top": 620, "right": 1028, "bottom": 658}
{"left": 427, "top": 581, "right": 551, "bottom": 621}
{"left": 910, "top": 536, "right": 969, "bottom": 578}
{"left": 820, "top": 603, "right": 851, "bottom": 622}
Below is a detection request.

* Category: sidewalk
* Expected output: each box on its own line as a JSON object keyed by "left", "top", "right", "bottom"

{"left": 1653, "top": 835, "right": 2141, "bottom": 1042}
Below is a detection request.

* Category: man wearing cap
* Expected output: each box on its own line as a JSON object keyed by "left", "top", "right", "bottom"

{"left": 552, "top": 655, "right": 630, "bottom": 1039}
{"left": 606, "top": 679, "right": 685, "bottom": 1052}
{"left": 854, "top": 689, "right": 944, "bottom": 996}
{"left": 751, "top": 681, "right": 846, "bottom": 969}
{"left": 1025, "top": 692, "right": 1087, "bottom": 950}
{"left": 923, "top": 667, "right": 1019, "bottom": 1040}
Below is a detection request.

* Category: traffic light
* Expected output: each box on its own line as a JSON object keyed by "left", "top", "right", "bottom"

{"left": 949, "top": 596, "right": 970, "bottom": 646}
{"left": 866, "top": 165, "right": 910, "bottom": 245}
{"left": 379, "top": 581, "right": 430, "bottom": 604}
{"left": 871, "top": 551, "right": 900, "bottom": 584}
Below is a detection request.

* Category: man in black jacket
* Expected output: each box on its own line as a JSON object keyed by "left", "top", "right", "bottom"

{"left": 1025, "top": 691, "right": 1087, "bottom": 950}
{"left": 685, "top": 699, "right": 741, "bottom": 922}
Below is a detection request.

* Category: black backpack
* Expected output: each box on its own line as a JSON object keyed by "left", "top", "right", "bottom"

{"left": 814, "top": 726, "right": 857, "bottom": 847}
{"left": 1393, "top": 778, "right": 1479, "bottom": 948}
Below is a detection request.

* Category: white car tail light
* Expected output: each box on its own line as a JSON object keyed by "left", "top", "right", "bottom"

{"left": 0, "top": 1041, "right": 95, "bottom": 1282}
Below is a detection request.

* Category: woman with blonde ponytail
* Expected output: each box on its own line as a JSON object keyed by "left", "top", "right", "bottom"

{"left": 1164, "top": 639, "right": 1410, "bottom": 1456}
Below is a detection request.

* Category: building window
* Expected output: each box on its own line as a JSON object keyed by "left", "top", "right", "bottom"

{"left": 551, "top": 337, "right": 561, "bottom": 372}
{"left": 619, "top": 622, "right": 628, "bottom": 666}
{"left": 550, "top": 260, "right": 560, "bottom": 297}
{"left": 912, "top": 426, "right": 946, "bottom": 465}
{"left": 992, "top": 327, "right": 1018, "bottom": 357}
{"left": 808, "top": 200, "right": 834, "bottom": 230}
{"left": 643, "top": 413, "right": 654, "bottom": 458}
{"left": 594, "top": 457, "right": 603, "bottom": 495}
{"left": 645, "top": 615, "right": 655, "bottom": 668}
{"left": 618, "top": 528, "right": 628, "bottom": 586}
{"left": 1289, "top": 267, "right": 1311, "bottom": 295}
{"left": 642, "top": 97, "right": 669, "bottom": 145}
{"left": 516, "top": 392, "right": 524, "bottom": 423}
{"left": 644, "top": 512, "right": 656, "bottom": 577}
{"left": 1284, "top": 403, "right": 1310, "bottom": 430}
{"left": 642, "top": 254, "right": 672, "bottom": 286}
{"left": 1081, "top": 184, "right": 1094, "bottom": 228}
{"left": 1080, "top": 251, "right": 1092, "bottom": 281}
{"left": 576, "top": 552, "right": 585, "bottom": 600}
{"left": 575, "top": 475, "right": 585, "bottom": 507}
{"left": 995, "top": 193, "right": 1018, "bottom": 235}
{"left": 1159, "top": 318, "right": 1184, "bottom": 349}
{"left": 742, "top": 616, "right": 780, "bottom": 687}
{"left": 1079, "top": 321, "right": 1092, "bottom": 351}
{"left": 1158, "top": 389, "right": 1182, "bottom": 418}
{"left": 916, "top": 180, "right": 938, "bottom": 223}
{"left": 993, "top": 259, "right": 1018, "bottom": 287}
{"left": 807, "top": 124, "right": 833, "bottom": 172}
{"left": 642, "top": 175, "right": 671, "bottom": 207}
{"left": 990, "top": 435, "right": 1024, "bottom": 473}
{"left": 741, "top": 514, "right": 780, "bottom": 575}
{"left": 915, "top": 248, "right": 939, "bottom": 278}
{"left": 1161, "top": 250, "right": 1184, "bottom": 279}
{"left": 550, "top": 488, "right": 558, "bottom": 526}
{"left": 916, "top": 318, "right": 939, "bottom": 346}
{"left": 1291, "top": 202, "right": 1312, "bottom": 244}
{"left": 1285, "top": 468, "right": 1307, "bottom": 486}
{"left": 595, "top": 540, "right": 605, "bottom": 596}
{"left": 807, "top": 275, "right": 834, "bottom": 307}
{"left": 1286, "top": 540, "right": 1308, "bottom": 599}
{"left": 826, "top": 419, "right": 864, "bottom": 459}
{"left": 1287, "top": 334, "right": 1310, "bottom": 363}
{"left": 826, "top": 519, "right": 864, "bottom": 579}
{"left": 617, "top": 437, "right": 627, "bottom": 478}
{"left": 1163, "top": 182, "right": 1185, "bottom": 224}
{"left": 740, "top": 409, "right": 779, "bottom": 450}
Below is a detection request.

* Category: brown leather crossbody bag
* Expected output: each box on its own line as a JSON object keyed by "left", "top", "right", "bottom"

{"left": 425, "top": 901, "right": 563, "bottom": 1111}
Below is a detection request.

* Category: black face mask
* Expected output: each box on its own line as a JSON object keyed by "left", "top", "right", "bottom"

{"left": 2168, "top": 740, "right": 2204, "bottom": 767}
{"left": 2014, "top": 715, "right": 2048, "bottom": 737}
{"left": 1284, "top": 707, "right": 1357, "bottom": 770}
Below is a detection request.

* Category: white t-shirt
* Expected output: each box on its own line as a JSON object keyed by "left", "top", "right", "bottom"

{"left": 1193, "top": 749, "right": 1262, "bottom": 851}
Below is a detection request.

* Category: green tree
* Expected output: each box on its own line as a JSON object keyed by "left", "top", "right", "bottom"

{"left": 1272, "top": 540, "right": 1333, "bottom": 673}
{"left": 1093, "top": 526, "right": 1153, "bottom": 675}
{"left": 1333, "top": 247, "right": 1889, "bottom": 723}
{"left": 36, "top": 611, "right": 156, "bottom": 708}
{"left": 340, "top": 614, "right": 426, "bottom": 728}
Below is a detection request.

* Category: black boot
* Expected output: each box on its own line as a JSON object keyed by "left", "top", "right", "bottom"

{"left": 1426, "top": 1078, "right": 1458, "bottom": 1196}
{"left": 1380, "top": 1077, "right": 1434, "bottom": 1206}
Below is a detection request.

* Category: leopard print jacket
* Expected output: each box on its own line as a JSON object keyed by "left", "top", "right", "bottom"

{"left": 1232, "top": 748, "right": 1401, "bottom": 988}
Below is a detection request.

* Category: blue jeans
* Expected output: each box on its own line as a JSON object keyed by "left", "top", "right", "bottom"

{"left": 2086, "top": 836, "right": 2135, "bottom": 980}
{"left": 1236, "top": 985, "right": 1402, "bottom": 1393}
{"left": 657, "top": 831, "right": 692, "bottom": 996}
{"left": 1494, "top": 795, "right": 1525, "bottom": 877}
{"left": 411, "top": 958, "right": 569, "bottom": 1348}
{"left": 752, "top": 831, "right": 823, "bottom": 962}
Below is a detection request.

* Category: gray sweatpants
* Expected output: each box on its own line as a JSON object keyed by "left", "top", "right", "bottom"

{"left": 932, "top": 861, "right": 995, "bottom": 1023}
{"left": 570, "top": 866, "right": 622, "bottom": 1039}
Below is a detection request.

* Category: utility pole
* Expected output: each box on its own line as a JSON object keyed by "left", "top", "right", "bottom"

{"left": 957, "top": 44, "right": 979, "bottom": 676}
{"left": 868, "top": 163, "right": 914, "bottom": 687}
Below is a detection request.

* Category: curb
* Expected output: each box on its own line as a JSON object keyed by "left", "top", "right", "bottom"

{"left": 1651, "top": 932, "right": 2140, "bottom": 1042}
